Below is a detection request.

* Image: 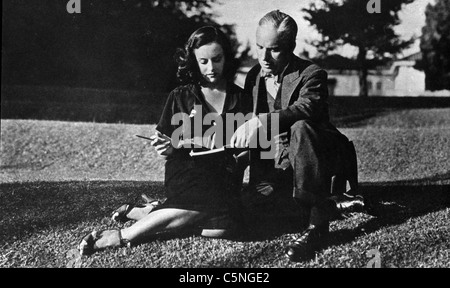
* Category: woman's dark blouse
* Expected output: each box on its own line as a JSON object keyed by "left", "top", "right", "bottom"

{"left": 156, "top": 83, "right": 244, "bottom": 154}
{"left": 154, "top": 82, "right": 245, "bottom": 216}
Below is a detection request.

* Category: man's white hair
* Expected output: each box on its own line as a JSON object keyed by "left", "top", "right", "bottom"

{"left": 258, "top": 10, "right": 298, "bottom": 52}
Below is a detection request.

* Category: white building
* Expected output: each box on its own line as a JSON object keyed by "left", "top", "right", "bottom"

{"left": 235, "top": 52, "right": 427, "bottom": 96}
{"left": 328, "top": 52, "right": 425, "bottom": 96}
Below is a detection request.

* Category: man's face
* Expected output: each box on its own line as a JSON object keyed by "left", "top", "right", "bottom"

{"left": 256, "top": 25, "right": 291, "bottom": 76}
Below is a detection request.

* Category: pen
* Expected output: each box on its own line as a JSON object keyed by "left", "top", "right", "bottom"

{"left": 135, "top": 135, "right": 155, "bottom": 141}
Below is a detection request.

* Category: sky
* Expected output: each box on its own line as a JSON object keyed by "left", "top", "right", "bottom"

{"left": 213, "top": 0, "right": 436, "bottom": 58}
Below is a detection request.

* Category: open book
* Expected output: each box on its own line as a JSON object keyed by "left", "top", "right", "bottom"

{"left": 136, "top": 134, "right": 235, "bottom": 157}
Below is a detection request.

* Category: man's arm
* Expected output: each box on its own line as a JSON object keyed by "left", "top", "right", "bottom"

{"left": 264, "top": 66, "right": 329, "bottom": 133}
{"left": 241, "top": 65, "right": 260, "bottom": 115}
{"left": 230, "top": 65, "right": 261, "bottom": 148}
{"left": 231, "top": 64, "right": 329, "bottom": 147}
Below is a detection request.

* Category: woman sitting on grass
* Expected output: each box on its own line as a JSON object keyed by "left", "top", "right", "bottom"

{"left": 79, "top": 26, "right": 247, "bottom": 255}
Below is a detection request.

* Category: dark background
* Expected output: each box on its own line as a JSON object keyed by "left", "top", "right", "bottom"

{"left": 2, "top": 0, "right": 450, "bottom": 125}
{"left": 2, "top": 0, "right": 238, "bottom": 92}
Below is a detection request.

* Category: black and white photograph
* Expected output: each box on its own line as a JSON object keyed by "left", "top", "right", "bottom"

{"left": 1, "top": 0, "right": 449, "bottom": 271}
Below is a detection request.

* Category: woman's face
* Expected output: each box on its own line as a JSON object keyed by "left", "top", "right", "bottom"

{"left": 194, "top": 41, "right": 225, "bottom": 85}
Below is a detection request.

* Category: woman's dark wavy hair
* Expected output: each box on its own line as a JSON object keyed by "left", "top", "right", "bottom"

{"left": 174, "top": 26, "right": 239, "bottom": 85}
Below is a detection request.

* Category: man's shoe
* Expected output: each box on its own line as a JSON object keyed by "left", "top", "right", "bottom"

{"left": 285, "top": 224, "right": 329, "bottom": 262}
{"left": 331, "top": 193, "right": 365, "bottom": 219}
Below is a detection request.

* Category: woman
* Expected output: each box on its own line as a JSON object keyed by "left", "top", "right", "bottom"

{"left": 79, "top": 26, "right": 246, "bottom": 255}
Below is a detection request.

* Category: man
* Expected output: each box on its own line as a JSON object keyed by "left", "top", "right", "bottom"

{"left": 231, "top": 10, "right": 362, "bottom": 261}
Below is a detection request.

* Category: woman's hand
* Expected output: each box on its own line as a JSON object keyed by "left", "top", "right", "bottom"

{"left": 150, "top": 131, "right": 174, "bottom": 158}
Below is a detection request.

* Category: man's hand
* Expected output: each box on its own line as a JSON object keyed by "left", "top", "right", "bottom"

{"left": 230, "top": 116, "right": 265, "bottom": 148}
{"left": 150, "top": 131, "right": 174, "bottom": 157}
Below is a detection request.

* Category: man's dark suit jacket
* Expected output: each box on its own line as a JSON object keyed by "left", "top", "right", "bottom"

{"left": 241, "top": 55, "right": 358, "bottom": 200}
{"left": 242, "top": 55, "right": 331, "bottom": 132}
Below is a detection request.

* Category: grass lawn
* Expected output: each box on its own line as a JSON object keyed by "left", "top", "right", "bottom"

{"left": 1, "top": 108, "right": 449, "bottom": 268}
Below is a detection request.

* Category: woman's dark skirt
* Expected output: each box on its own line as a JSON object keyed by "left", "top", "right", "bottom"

{"left": 153, "top": 151, "right": 241, "bottom": 230}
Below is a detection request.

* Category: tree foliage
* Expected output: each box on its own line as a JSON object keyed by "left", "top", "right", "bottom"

{"left": 303, "top": 0, "right": 414, "bottom": 97}
{"left": 420, "top": 0, "right": 450, "bottom": 91}
{"left": 2, "top": 0, "right": 236, "bottom": 92}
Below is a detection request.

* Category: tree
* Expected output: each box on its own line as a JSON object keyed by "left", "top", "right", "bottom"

{"left": 2, "top": 0, "right": 236, "bottom": 92}
{"left": 420, "top": 0, "right": 450, "bottom": 91}
{"left": 303, "top": 0, "right": 414, "bottom": 97}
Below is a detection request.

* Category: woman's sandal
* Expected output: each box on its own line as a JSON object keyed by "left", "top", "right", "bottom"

{"left": 111, "top": 194, "right": 161, "bottom": 223}
{"left": 79, "top": 229, "right": 129, "bottom": 256}
{"left": 111, "top": 203, "right": 135, "bottom": 223}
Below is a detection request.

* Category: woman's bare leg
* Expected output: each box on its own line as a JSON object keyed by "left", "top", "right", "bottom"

{"left": 122, "top": 208, "right": 206, "bottom": 240}
{"left": 92, "top": 208, "right": 207, "bottom": 250}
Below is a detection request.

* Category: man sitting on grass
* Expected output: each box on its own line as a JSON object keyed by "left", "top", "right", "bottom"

{"left": 230, "top": 10, "right": 363, "bottom": 262}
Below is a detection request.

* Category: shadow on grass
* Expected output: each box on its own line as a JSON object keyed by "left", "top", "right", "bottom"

{"left": 0, "top": 180, "right": 166, "bottom": 244}
{"left": 329, "top": 96, "right": 450, "bottom": 128}
{"left": 0, "top": 178, "right": 449, "bottom": 247}
{"left": 326, "top": 181, "right": 450, "bottom": 248}
{"left": 222, "top": 176, "right": 450, "bottom": 243}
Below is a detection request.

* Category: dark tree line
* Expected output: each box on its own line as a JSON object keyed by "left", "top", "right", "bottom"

{"left": 2, "top": 0, "right": 237, "bottom": 92}
{"left": 303, "top": 0, "right": 414, "bottom": 97}
{"left": 420, "top": 0, "right": 450, "bottom": 91}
